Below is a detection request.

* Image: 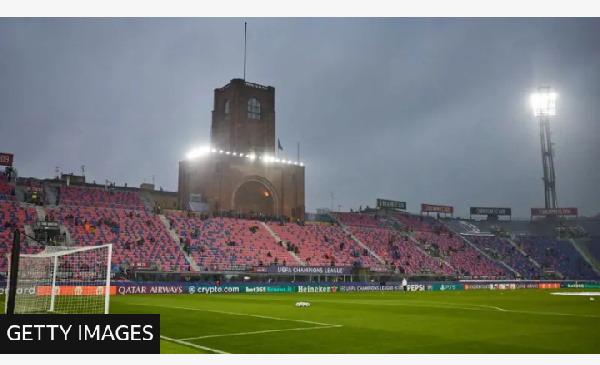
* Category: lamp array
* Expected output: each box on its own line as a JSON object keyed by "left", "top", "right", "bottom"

{"left": 186, "top": 147, "right": 304, "bottom": 166}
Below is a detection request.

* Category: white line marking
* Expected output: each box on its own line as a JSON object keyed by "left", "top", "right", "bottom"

{"left": 127, "top": 302, "right": 341, "bottom": 326}
{"left": 179, "top": 325, "right": 342, "bottom": 341}
{"left": 477, "top": 305, "right": 507, "bottom": 312}
{"left": 160, "top": 335, "right": 229, "bottom": 354}
{"left": 305, "top": 299, "right": 599, "bottom": 318}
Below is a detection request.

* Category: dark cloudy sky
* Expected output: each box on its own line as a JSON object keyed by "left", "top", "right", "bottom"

{"left": 1, "top": 18, "right": 599, "bottom": 218}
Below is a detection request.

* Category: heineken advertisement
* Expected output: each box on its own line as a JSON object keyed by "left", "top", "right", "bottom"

{"left": 297, "top": 285, "right": 339, "bottom": 293}
{"left": 426, "top": 283, "right": 464, "bottom": 291}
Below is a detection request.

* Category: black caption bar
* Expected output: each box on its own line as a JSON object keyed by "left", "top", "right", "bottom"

{"left": 0, "top": 314, "right": 160, "bottom": 354}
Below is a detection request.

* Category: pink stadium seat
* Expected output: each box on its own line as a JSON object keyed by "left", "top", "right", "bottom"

{"left": 46, "top": 206, "right": 190, "bottom": 272}
{"left": 414, "top": 231, "right": 506, "bottom": 277}
{"left": 349, "top": 227, "right": 454, "bottom": 275}
{"left": 267, "top": 222, "right": 383, "bottom": 269}
{"left": 59, "top": 186, "right": 144, "bottom": 210}
{"left": 166, "top": 214, "right": 297, "bottom": 270}
{"left": 0, "top": 202, "right": 40, "bottom": 271}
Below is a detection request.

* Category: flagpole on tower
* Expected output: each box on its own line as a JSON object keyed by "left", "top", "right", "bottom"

{"left": 243, "top": 22, "right": 247, "bottom": 81}
{"left": 297, "top": 142, "right": 300, "bottom": 163}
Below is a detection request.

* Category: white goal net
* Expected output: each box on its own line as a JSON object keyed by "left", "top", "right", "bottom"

{"left": 4, "top": 244, "right": 112, "bottom": 314}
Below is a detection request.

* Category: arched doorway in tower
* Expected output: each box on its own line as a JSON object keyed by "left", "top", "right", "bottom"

{"left": 232, "top": 179, "right": 276, "bottom": 215}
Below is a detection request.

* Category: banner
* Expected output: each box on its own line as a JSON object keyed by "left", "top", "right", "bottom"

{"left": 426, "top": 283, "right": 464, "bottom": 291}
{"left": 244, "top": 286, "right": 295, "bottom": 293}
{"left": 531, "top": 208, "right": 578, "bottom": 216}
{"left": 339, "top": 285, "right": 401, "bottom": 292}
{"left": 538, "top": 283, "right": 561, "bottom": 289}
{"left": 297, "top": 285, "right": 338, "bottom": 293}
{"left": 0, "top": 152, "right": 14, "bottom": 167}
{"left": 470, "top": 207, "right": 512, "bottom": 216}
{"left": 421, "top": 204, "right": 454, "bottom": 214}
{"left": 0, "top": 286, "right": 36, "bottom": 296}
{"left": 515, "top": 283, "right": 539, "bottom": 289}
{"left": 34, "top": 221, "right": 60, "bottom": 229}
{"left": 258, "top": 266, "right": 353, "bottom": 275}
{"left": 376, "top": 199, "right": 406, "bottom": 210}
{"left": 36, "top": 286, "right": 117, "bottom": 296}
{"left": 405, "top": 284, "right": 425, "bottom": 291}
{"left": 116, "top": 285, "right": 184, "bottom": 295}
{"left": 463, "top": 284, "right": 490, "bottom": 290}
{"left": 560, "top": 283, "right": 600, "bottom": 289}
{"left": 186, "top": 286, "right": 242, "bottom": 294}
{"left": 304, "top": 221, "right": 333, "bottom": 226}
{"left": 132, "top": 262, "right": 153, "bottom": 270}
{"left": 29, "top": 186, "right": 44, "bottom": 193}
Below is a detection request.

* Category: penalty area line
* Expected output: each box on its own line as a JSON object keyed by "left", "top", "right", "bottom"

{"left": 179, "top": 324, "right": 343, "bottom": 341}
{"left": 128, "top": 302, "right": 341, "bottom": 326}
{"left": 160, "top": 335, "right": 229, "bottom": 354}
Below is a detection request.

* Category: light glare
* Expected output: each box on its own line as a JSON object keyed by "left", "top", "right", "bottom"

{"left": 531, "top": 92, "right": 557, "bottom": 117}
{"left": 186, "top": 146, "right": 211, "bottom": 160}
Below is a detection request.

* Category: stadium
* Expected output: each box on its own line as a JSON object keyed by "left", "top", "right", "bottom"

{"left": 1, "top": 18, "right": 600, "bottom": 355}
{"left": 1, "top": 76, "right": 599, "bottom": 353}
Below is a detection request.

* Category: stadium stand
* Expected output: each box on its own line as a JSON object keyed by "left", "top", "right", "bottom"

{"left": 332, "top": 212, "right": 506, "bottom": 276}
{"left": 391, "top": 212, "right": 439, "bottom": 232}
{"left": 0, "top": 201, "right": 39, "bottom": 271}
{"left": 58, "top": 186, "right": 145, "bottom": 209}
{"left": 586, "top": 237, "right": 600, "bottom": 261}
{"left": 0, "top": 172, "right": 16, "bottom": 201}
{"left": 514, "top": 235, "right": 596, "bottom": 279}
{"left": 167, "top": 213, "right": 297, "bottom": 271}
{"left": 348, "top": 226, "right": 454, "bottom": 275}
{"left": 413, "top": 231, "right": 507, "bottom": 277}
{"left": 266, "top": 222, "right": 383, "bottom": 269}
{"left": 333, "top": 212, "right": 392, "bottom": 229}
{"left": 1, "top": 177, "right": 599, "bottom": 281}
{"left": 46, "top": 206, "right": 190, "bottom": 272}
{"left": 467, "top": 236, "right": 543, "bottom": 279}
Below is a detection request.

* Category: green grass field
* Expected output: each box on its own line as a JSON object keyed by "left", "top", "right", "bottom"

{"left": 3, "top": 289, "right": 600, "bottom": 353}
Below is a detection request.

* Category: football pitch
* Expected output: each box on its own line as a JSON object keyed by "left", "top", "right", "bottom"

{"left": 2, "top": 289, "right": 600, "bottom": 353}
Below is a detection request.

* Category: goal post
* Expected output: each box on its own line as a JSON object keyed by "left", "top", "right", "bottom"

{"left": 5, "top": 243, "right": 113, "bottom": 314}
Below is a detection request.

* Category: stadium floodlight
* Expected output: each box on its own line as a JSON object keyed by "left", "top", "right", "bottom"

{"left": 211, "top": 149, "right": 217, "bottom": 153}
{"left": 531, "top": 90, "right": 557, "bottom": 117}
{"left": 186, "top": 146, "right": 211, "bottom": 160}
{"left": 225, "top": 151, "right": 230, "bottom": 155}
{"left": 247, "top": 153, "right": 256, "bottom": 160}
{"left": 300, "top": 162, "right": 304, "bottom": 166}
{"left": 531, "top": 86, "right": 559, "bottom": 210}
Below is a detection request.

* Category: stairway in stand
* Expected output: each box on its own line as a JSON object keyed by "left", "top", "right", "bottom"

{"left": 158, "top": 214, "right": 200, "bottom": 271}
{"left": 260, "top": 222, "right": 306, "bottom": 265}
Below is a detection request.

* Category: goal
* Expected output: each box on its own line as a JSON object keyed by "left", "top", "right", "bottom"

{"left": 4, "top": 244, "right": 113, "bottom": 314}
